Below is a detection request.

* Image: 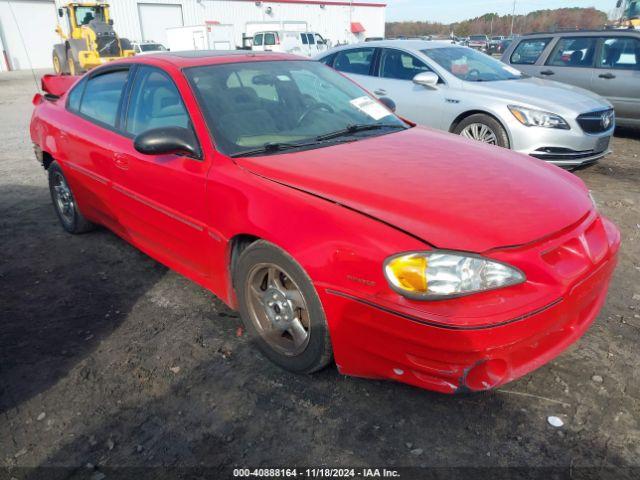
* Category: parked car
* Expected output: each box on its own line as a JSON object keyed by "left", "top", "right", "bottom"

{"left": 502, "top": 30, "right": 640, "bottom": 128}
{"left": 488, "top": 35, "right": 505, "bottom": 54}
{"left": 31, "top": 52, "right": 620, "bottom": 394}
{"left": 317, "top": 40, "right": 615, "bottom": 167}
{"left": 131, "top": 41, "right": 168, "bottom": 55}
{"left": 468, "top": 34, "right": 490, "bottom": 51}
{"left": 251, "top": 30, "right": 328, "bottom": 57}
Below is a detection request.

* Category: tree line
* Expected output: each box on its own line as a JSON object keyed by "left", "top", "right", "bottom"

{"left": 386, "top": 7, "right": 609, "bottom": 38}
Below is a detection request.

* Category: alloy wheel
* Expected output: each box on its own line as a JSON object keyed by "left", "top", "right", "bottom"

{"left": 52, "top": 172, "right": 75, "bottom": 225}
{"left": 460, "top": 123, "right": 498, "bottom": 144}
{"left": 245, "top": 263, "right": 311, "bottom": 356}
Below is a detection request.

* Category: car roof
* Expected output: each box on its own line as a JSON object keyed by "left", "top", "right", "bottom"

{"left": 518, "top": 29, "right": 640, "bottom": 38}
{"left": 109, "top": 50, "right": 308, "bottom": 69}
{"left": 331, "top": 39, "right": 459, "bottom": 51}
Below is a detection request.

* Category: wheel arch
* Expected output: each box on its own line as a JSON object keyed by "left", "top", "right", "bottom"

{"left": 448, "top": 109, "right": 513, "bottom": 148}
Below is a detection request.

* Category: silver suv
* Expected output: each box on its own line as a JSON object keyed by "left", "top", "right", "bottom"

{"left": 501, "top": 30, "right": 640, "bottom": 128}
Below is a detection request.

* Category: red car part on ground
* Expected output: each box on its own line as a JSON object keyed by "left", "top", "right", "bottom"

{"left": 30, "top": 52, "right": 620, "bottom": 394}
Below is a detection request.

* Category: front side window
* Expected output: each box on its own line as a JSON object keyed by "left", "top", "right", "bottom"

{"left": 380, "top": 49, "right": 431, "bottom": 80}
{"left": 598, "top": 37, "right": 640, "bottom": 70}
{"left": 510, "top": 38, "right": 551, "bottom": 65}
{"left": 423, "top": 47, "right": 522, "bottom": 82}
{"left": 74, "top": 6, "right": 105, "bottom": 26}
{"left": 265, "top": 33, "right": 276, "bottom": 46}
{"left": 186, "top": 60, "right": 406, "bottom": 156}
{"left": 547, "top": 37, "right": 597, "bottom": 68}
{"left": 125, "top": 66, "right": 190, "bottom": 136}
{"left": 301, "top": 33, "right": 309, "bottom": 45}
{"left": 253, "top": 34, "right": 263, "bottom": 46}
{"left": 333, "top": 47, "right": 375, "bottom": 76}
{"left": 78, "top": 70, "right": 129, "bottom": 127}
{"left": 307, "top": 34, "right": 315, "bottom": 45}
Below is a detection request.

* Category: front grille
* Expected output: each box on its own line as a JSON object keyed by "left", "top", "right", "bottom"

{"left": 577, "top": 109, "right": 614, "bottom": 134}
{"left": 96, "top": 35, "right": 121, "bottom": 57}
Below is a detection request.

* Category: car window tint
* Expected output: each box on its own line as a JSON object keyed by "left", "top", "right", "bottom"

{"left": 79, "top": 70, "right": 128, "bottom": 127}
{"left": 265, "top": 33, "right": 276, "bottom": 46}
{"left": 125, "top": 66, "right": 190, "bottom": 136}
{"left": 317, "top": 54, "right": 334, "bottom": 66}
{"left": 598, "top": 37, "right": 640, "bottom": 70}
{"left": 301, "top": 33, "right": 308, "bottom": 45}
{"left": 380, "top": 49, "right": 431, "bottom": 80}
{"left": 308, "top": 34, "right": 315, "bottom": 45}
{"left": 333, "top": 47, "right": 375, "bottom": 76}
{"left": 547, "top": 37, "right": 597, "bottom": 68}
{"left": 510, "top": 38, "right": 551, "bottom": 65}
{"left": 253, "top": 34, "right": 263, "bottom": 46}
{"left": 67, "top": 78, "right": 86, "bottom": 111}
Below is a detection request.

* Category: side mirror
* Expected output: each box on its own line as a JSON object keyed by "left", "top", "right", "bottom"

{"left": 58, "top": 8, "right": 63, "bottom": 17}
{"left": 413, "top": 71, "right": 439, "bottom": 89}
{"left": 109, "top": 19, "right": 114, "bottom": 26}
{"left": 134, "top": 127, "right": 201, "bottom": 159}
{"left": 378, "top": 96, "right": 396, "bottom": 112}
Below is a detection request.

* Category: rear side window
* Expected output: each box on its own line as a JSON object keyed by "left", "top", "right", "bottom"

{"left": 66, "top": 78, "right": 86, "bottom": 111}
{"left": 253, "top": 34, "right": 263, "bottom": 46}
{"left": 265, "top": 33, "right": 276, "bottom": 46}
{"left": 333, "top": 47, "right": 375, "bottom": 76}
{"left": 307, "top": 33, "right": 315, "bottom": 45}
{"left": 598, "top": 37, "right": 640, "bottom": 70}
{"left": 547, "top": 37, "right": 598, "bottom": 68}
{"left": 510, "top": 38, "right": 551, "bottom": 65}
{"left": 301, "top": 33, "right": 309, "bottom": 45}
{"left": 78, "top": 70, "right": 129, "bottom": 128}
{"left": 125, "top": 66, "right": 190, "bottom": 136}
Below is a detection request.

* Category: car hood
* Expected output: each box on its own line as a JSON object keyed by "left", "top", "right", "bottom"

{"left": 235, "top": 127, "right": 592, "bottom": 252}
{"left": 463, "top": 76, "right": 611, "bottom": 114}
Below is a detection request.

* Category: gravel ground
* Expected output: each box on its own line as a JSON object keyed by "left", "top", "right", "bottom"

{"left": 1, "top": 70, "right": 639, "bottom": 478}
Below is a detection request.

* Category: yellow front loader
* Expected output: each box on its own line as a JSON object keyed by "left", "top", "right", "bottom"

{"left": 52, "top": 2, "right": 135, "bottom": 75}
{"left": 615, "top": 0, "right": 640, "bottom": 29}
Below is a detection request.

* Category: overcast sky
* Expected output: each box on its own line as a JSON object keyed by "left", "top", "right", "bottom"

{"left": 382, "top": 0, "right": 616, "bottom": 23}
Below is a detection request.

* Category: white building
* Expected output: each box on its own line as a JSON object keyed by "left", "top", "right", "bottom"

{"left": 0, "top": 0, "right": 386, "bottom": 71}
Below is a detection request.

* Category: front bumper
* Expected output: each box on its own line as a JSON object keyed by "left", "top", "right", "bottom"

{"left": 504, "top": 110, "right": 614, "bottom": 167}
{"left": 320, "top": 214, "right": 620, "bottom": 394}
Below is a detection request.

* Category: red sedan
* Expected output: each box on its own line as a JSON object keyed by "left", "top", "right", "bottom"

{"left": 30, "top": 51, "right": 620, "bottom": 394}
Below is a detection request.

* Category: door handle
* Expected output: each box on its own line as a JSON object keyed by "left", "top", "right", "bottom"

{"left": 112, "top": 152, "right": 130, "bottom": 170}
{"left": 374, "top": 89, "right": 387, "bottom": 96}
{"left": 599, "top": 73, "right": 616, "bottom": 79}
{"left": 540, "top": 70, "right": 555, "bottom": 76}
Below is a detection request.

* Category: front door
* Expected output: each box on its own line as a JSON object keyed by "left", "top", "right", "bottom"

{"left": 371, "top": 48, "right": 444, "bottom": 128}
{"left": 109, "top": 65, "right": 210, "bottom": 278}
{"left": 591, "top": 36, "right": 640, "bottom": 123}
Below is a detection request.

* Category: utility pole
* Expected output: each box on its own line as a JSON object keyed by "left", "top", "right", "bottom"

{"left": 510, "top": 0, "right": 516, "bottom": 36}
{"left": 490, "top": 15, "right": 494, "bottom": 36}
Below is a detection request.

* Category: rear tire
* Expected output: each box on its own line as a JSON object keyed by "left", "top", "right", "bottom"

{"left": 48, "top": 161, "right": 95, "bottom": 234}
{"left": 454, "top": 113, "right": 510, "bottom": 149}
{"left": 235, "top": 240, "right": 333, "bottom": 374}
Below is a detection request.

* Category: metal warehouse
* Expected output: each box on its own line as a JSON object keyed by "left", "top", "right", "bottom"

{"left": 0, "top": 0, "right": 386, "bottom": 71}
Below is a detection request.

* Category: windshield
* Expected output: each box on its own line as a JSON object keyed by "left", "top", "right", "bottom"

{"left": 140, "top": 44, "right": 166, "bottom": 52}
{"left": 422, "top": 47, "right": 523, "bottom": 82}
{"left": 186, "top": 60, "right": 406, "bottom": 157}
{"left": 74, "top": 6, "right": 105, "bottom": 26}
{"left": 628, "top": 1, "right": 639, "bottom": 17}
{"left": 470, "top": 36, "right": 487, "bottom": 41}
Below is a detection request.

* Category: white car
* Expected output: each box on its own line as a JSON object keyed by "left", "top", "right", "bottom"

{"left": 132, "top": 41, "right": 168, "bottom": 55}
{"left": 317, "top": 40, "right": 615, "bottom": 167}
{"left": 251, "top": 31, "right": 328, "bottom": 57}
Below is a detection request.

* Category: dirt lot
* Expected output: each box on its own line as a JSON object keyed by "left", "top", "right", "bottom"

{"left": 1, "top": 70, "right": 639, "bottom": 478}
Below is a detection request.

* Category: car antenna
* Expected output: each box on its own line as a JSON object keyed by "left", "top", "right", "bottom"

{"left": 5, "top": 0, "right": 41, "bottom": 93}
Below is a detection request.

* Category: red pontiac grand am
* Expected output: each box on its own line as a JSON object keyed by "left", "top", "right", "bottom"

{"left": 30, "top": 51, "right": 620, "bottom": 394}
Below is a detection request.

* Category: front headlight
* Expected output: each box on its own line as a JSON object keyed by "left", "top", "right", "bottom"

{"left": 508, "top": 105, "right": 570, "bottom": 130}
{"left": 384, "top": 251, "right": 525, "bottom": 300}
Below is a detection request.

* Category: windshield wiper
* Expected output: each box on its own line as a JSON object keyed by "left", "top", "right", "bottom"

{"left": 315, "top": 123, "right": 406, "bottom": 142}
{"left": 230, "top": 138, "right": 355, "bottom": 158}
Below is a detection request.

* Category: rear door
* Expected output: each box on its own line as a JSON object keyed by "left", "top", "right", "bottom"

{"left": 540, "top": 36, "right": 598, "bottom": 90}
{"left": 507, "top": 37, "right": 554, "bottom": 76}
{"left": 591, "top": 35, "right": 640, "bottom": 123}
{"left": 109, "top": 65, "right": 211, "bottom": 278}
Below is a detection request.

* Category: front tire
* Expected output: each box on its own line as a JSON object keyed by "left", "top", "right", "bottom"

{"left": 48, "top": 161, "right": 95, "bottom": 234}
{"left": 235, "top": 241, "right": 333, "bottom": 374}
{"left": 454, "top": 113, "right": 510, "bottom": 148}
